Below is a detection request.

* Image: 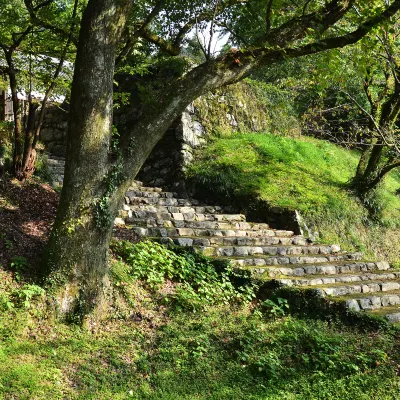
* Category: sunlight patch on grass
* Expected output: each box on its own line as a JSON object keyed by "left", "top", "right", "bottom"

{"left": 188, "top": 133, "right": 400, "bottom": 262}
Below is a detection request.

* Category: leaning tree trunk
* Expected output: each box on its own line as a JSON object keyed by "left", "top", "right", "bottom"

{"left": 42, "top": 0, "right": 131, "bottom": 322}
{"left": 352, "top": 90, "right": 400, "bottom": 199}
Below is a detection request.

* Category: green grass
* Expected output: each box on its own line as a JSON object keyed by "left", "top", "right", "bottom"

{"left": 188, "top": 133, "right": 400, "bottom": 263}
{"left": 0, "top": 286, "right": 399, "bottom": 399}
{"left": 0, "top": 241, "right": 399, "bottom": 399}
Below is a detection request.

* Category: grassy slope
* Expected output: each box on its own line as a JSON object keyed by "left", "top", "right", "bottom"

{"left": 188, "top": 133, "right": 400, "bottom": 264}
{"left": 0, "top": 256, "right": 399, "bottom": 400}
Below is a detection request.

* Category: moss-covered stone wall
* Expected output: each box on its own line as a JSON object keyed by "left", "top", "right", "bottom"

{"left": 39, "top": 81, "right": 286, "bottom": 193}
{"left": 192, "top": 81, "right": 271, "bottom": 135}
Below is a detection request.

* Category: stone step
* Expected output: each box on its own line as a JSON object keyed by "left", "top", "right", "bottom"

{"left": 220, "top": 252, "right": 363, "bottom": 267}
{"left": 131, "top": 186, "right": 163, "bottom": 193}
{"left": 369, "top": 306, "right": 400, "bottom": 323}
{"left": 343, "top": 290, "right": 400, "bottom": 312}
{"left": 49, "top": 168, "right": 65, "bottom": 174}
{"left": 121, "top": 210, "right": 246, "bottom": 223}
{"left": 155, "top": 236, "right": 328, "bottom": 252}
{"left": 125, "top": 217, "right": 273, "bottom": 232}
{"left": 47, "top": 161, "right": 65, "bottom": 167}
{"left": 248, "top": 260, "right": 388, "bottom": 278}
{"left": 313, "top": 279, "right": 400, "bottom": 297}
{"left": 129, "top": 204, "right": 230, "bottom": 215}
{"left": 126, "top": 190, "right": 179, "bottom": 199}
{"left": 208, "top": 244, "right": 340, "bottom": 257}
{"left": 46, "top": 155, "right": 65, "bottom": 162}
{"left": 127, "top": 196, "right": 195, "bottom": 207}
{"left": 128, "top": 226, "right": 295, "bottom": 239}
{"left": 202, "top": 235, "right": 309, "bottom": 246}
{"left": 151, "top": 234, "right": 309, "bottom": 247}
{"left": 276, "top": 271, "right": 400, "bottom": 287}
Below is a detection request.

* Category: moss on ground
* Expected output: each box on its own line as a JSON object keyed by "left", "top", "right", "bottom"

{"left": 188, "top": 132, "right": 400, "bottom": 264}
{"left": 193, "top": 80, "right": 301, "bottom": 137}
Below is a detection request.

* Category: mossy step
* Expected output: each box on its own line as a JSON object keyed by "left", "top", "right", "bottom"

{"left": 129, "top": 204, "right": 231, "bottom": 215}
{"left": 128, "top": 225, "right": 294, "bottom": 239}
{"left": 126, "top": 190, "right": 179, "bottom": 199}
{"left": 153, "top": 237, "right": 338, "bottom": 255}
{"left": 207, "top": 244, "right": 340, "bottom": 257}
{"left": 148, "top": 235, "right": 308, "bottom": 246}
{"left": 334, "top": 290, "right": 400, "bottom": 311}
{"left": 305, "top": 279, "right": 400, "bottom": 297}
{"left": 125, "top": 217, "right": 272, "bottom": 231}
{"left": 223, "top": 252, "right": 363, "bottom": 267}
{"left": 275, "top": 270, "right": 400, "bottom": 286}
{"left": 122, "top": 210, "right": 246, "bottom": 223}
{"left": 246, "top": 261, "right": 389, "bottom": 278}
{"left": 127, "top": 197, "right": 195, "bottom": 207}
{"left": 129, "top": 186, "right": 163, "bottom": 193}
{"left": 368, "top": 306, "right": 400, "bottom": 323}
{"left": 207, "top": 235, "right": 308, "bottom": 246}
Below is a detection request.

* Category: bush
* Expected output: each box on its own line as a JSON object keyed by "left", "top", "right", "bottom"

{"left": 111, "top": 240, "right": 257, "bottom": 310}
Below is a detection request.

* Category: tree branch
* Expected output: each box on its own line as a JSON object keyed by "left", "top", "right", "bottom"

{"left": 137, "top": 27, "right": 181, "bottom": 55}
{"left": 32, "top": 0, "right": 79, "bottom": 149}
{"left": 172, "top": 0, "right": 247, "bottom": 52}
{"left": 116, "top": 0, "right": 172, "bottom": 62}
{"left": 255, "top": 0, "right": 356, "bottom": 47}
{"left": 367, "top": 160, "right": 400, "bottom": 189}
{"left": 266, "top": 0, "right": 274, "bottom": 33}
{"left": 23, "top": 0, "right": 77, "bottom": 45}
{"left": 207, "top": 0, "right": 220, "bottom": 59}
{"left": 34, "top": 0, "right": 54, "bottom": 11}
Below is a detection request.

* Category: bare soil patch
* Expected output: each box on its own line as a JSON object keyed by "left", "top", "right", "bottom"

{"left": 0, "top": 175, "right": 59, "bottom": 274}
{"left": 0, "top": 175, "right": 138, "bottom": 276}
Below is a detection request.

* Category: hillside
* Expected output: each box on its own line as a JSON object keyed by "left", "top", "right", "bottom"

{"left": 187, "top": 133, "right": 400, "bottom": 264}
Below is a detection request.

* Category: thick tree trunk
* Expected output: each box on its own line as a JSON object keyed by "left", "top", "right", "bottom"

{"left": 42, "top": 0, "right": 131, "bottom": 321}
{"left": 353, "top": 140, "right": 386, "bottom": 198}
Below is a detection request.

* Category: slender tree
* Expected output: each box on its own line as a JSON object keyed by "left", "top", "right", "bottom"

{"left": 0, "top": 0, "right": 79, "bottom": 180}
{"left": 350, "top": 25, "right": 400, "bottom": 197}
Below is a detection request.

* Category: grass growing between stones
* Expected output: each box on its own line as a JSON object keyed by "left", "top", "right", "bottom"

{"left": 0, "top": 241, "right": 400, "bottom": 399}
{"left": 188, "top": 133, "right": 400, "bottom": 264}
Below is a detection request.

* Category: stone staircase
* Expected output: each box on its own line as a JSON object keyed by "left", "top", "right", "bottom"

{"left": 115, "top": 181, "right": 400, "bottom": 323}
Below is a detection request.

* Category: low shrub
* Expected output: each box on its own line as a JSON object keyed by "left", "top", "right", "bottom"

{"left": 111, "top": 240, "right": 257, "bottom": 310}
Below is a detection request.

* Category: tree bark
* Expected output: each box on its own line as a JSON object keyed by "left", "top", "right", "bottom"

{"left": 18, "top": 101, "right": 39, "bottom": 180}
{"left": 6, "top": 54, "right": 23, "bottom": 174}
{"left": 42, "top": 0, "right": 131, "bottom": 321}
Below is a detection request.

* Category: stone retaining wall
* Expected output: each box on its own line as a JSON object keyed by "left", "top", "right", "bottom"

{"left": 136, "top": 103, "right": 207, "bottom": 194}
{"left": 39, "top": 103, "right": 69, "bottom": 157}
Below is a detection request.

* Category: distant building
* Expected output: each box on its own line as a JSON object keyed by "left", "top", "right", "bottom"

{"left": 0, "top": 89, "right": 64, "bottom": 122}
{"left": 0, "top": 91, "right": 13, "bottom": 121}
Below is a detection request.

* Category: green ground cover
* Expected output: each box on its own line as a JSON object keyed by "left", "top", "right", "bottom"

{"left": 0, "top": 241, "right": 399, "bottom": 399}
{"left": 188, "top": 133, "right": 400, "bottom": 264}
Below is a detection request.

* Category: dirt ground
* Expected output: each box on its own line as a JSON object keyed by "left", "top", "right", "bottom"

{"left": 0, "top": 175, "right": 138, "bottom": 277}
